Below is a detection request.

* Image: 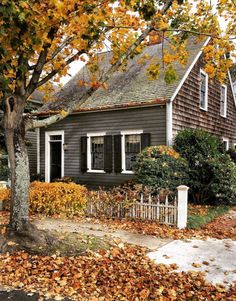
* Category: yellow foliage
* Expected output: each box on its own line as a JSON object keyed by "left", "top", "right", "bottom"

{"left": 29, "top": 181, "right": 87, "bottom": 216}
{"left": 60, "top": 110, "right": 69, "bottom": 118}
{"left": 0, "top": 188, "right": 10, "bottom": 202}
{"left": 146, "top": 62, "right": 160, "bottom": 80}
{"left": 0, "top": 182, "right": 88, "bottom": 217}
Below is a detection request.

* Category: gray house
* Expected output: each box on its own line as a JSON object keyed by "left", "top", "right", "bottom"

{"left": 0, "top": 90, "right": 45, "bottom": 181}
{"left": 36, "top": 37, "right": 236, "bottom": 188}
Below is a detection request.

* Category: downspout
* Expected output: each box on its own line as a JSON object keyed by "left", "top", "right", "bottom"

{"left": 166, "top": 101, "right": 173, "bottom": 146}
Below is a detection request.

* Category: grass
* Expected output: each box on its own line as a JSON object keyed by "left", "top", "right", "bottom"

{"left": 30, "top": 231, "right": 113, "bottom": 256}
{"left": 187, "top": 205, "right": 230, "bottom": 229}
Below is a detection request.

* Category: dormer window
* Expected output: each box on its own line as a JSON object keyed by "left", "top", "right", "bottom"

{"left": 199, "top": 69, "right": 208, "bottom": 111}
{"left": 220, "top": 84, "right": 227, "bottom": 118}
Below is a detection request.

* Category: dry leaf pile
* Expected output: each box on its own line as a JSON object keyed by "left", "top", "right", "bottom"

{"left": 0, "top": 246, "right": 235, "bottom": 300}
{"left": 88, "top": 210, "right": 236, "bottom": 241}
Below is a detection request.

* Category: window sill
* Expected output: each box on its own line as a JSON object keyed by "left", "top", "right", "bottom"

{"left": 87, "top": 170, "right": 106, "bottom": 173}
{"left": 199, "top": 106, "right": 208, "bottom": 112}
{"left": 220, "top": 115, "right": 227, "bottom": 118}
{"left": 121, "top": 170, "right": 134, "bottom": 175}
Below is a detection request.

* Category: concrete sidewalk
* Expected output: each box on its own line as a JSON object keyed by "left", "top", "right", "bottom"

{"left": 148, "top": 238, "right": 236, "bottom": 286}
{"left": 34, "top": 218, "right": 171, "bottom": 250}
{"left": 34, "top": 218, "right": 236, "bottom": 287}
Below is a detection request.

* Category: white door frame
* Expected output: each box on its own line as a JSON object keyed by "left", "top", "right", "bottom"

{"left": 45, "top": 130, "right": 64, "bottom": 182}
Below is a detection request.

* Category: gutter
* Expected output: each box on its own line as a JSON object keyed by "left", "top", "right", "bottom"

{"left": 32, "top": 98, "right": 167, "bottom": 117}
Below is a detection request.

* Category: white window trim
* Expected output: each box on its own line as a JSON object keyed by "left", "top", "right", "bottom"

{"left": 199, "top": 69, "right": 208, "bottom": 111}
{"left": 36, "top": 128, "right": 40, "bottom": 175}
{"left": 222, "top": 137, "right": 229, "bottom": 151}
{"left": 45, "top": 130, "right": 64, "bottom": 183}
{"left": 121, "top": 130, "right": 143, "bottom": 174}
{"left": 87, "top": 132, "right": 106, "bottom": 173}
{"left": 220, "top": 84, "right": 227, "bottom": 118}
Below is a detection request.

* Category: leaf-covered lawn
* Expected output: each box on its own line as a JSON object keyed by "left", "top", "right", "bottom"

{"left": 76, "top": 206, "right": 236, "bottom": 241}
{"left": 90, "top": 213, "right": 236, "bottom": 240}
{"left": 0, "top": 246, "right": 235, "bottom": 300}
{"left": 187, "top": 204, "right": 230, "bottom": 229}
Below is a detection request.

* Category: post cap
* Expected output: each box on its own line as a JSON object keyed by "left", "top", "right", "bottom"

{"left": 177, "top": 185, "right": 189, "bottom": 191}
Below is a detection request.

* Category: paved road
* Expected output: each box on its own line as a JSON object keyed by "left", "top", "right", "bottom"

{"left": 0, "top": 290, "right": 71, "bottom": 301}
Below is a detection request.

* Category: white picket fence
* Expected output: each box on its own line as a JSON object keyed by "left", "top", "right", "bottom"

{"left": 87, "top": 185, "right": 189, "bottom": 229}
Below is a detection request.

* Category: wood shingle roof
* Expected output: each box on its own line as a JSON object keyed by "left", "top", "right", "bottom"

{"left": 39, "top": 37, "right": 207, "bottom": 113}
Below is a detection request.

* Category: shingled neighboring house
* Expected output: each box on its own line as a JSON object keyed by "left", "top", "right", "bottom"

{"left": 36, "top": 37, "right": 236, "bottom": 188}
{"left": 0, "top": 90, "right": 45, "bottom": 181}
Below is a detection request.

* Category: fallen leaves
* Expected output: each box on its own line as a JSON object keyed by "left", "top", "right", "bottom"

{"left": 1, "top": 206, "right": 236, "bottom": 242}
{"left": 0, "top": 247, "right": 235, "bottom": 300}
{"left": 82, "top": 208, "right": 236, "bottom": 241}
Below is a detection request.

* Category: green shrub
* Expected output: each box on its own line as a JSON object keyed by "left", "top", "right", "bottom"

{"left": 134, "top": 145, "right": 189, "bottom": 193}
{"left": 190, "top": 155, "right": 236, "bottom": 204}
{"left": 227, "top": 148, "right": 236, "bottom": 164}
{"left": 206, "top": 155, "right": 236, "bottom": 204}
{"left": 173, "top": 128, "right": 236, "bottom": 204}
{"left": 173, "top": 128, "right": 223, "bottom": 164}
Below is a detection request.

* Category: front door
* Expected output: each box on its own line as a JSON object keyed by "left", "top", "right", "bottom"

{"left": 45, "top": 132, "right": 64, "bottom": 182}
{"left": 50, "top": 139, "right": 62, "bottom": 180}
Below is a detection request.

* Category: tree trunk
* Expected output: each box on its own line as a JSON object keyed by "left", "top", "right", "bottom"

{"left": 3, "top": 95, "right": 30, "bottom": 233}
{"left": 4, "top": 116, "right": 30, "bottom": 232}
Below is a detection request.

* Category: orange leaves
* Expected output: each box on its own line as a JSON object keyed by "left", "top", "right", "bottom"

{"left": 77, "top": 80, "right": 108, "bottom": 90}
{"left": 29, "top": 181, "right": 87, "bottom": 216}
{"left": 0, "top": 247, "right": 235, "bottom": 300}
{"left": 0, "top": 188, "right": 10, "bottom": 202}
{"left": 89, "top": 208, "right": 236, "bottom": 241}
{"left": 0, "top": 181, "right": 88, "bottom": 218}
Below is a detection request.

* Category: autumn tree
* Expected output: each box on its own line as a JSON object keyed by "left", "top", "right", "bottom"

{"left": 0, "top": 0, "right": 234, "bottom": 241}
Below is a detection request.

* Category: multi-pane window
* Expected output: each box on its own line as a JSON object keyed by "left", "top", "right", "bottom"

{"left": 200, "top": 70, "right": 208, "bottom": 110}
{"left": 220, "top": 85, "right": 227, "bottom": 117}
{"left": 124, "top": 134, "right": 141, "bottom": 171}
{"left": 91, "top": 136, "right": 104, "bottom": 170}
{"left": 222, "top": 138, "right": 229, "bottom": 151}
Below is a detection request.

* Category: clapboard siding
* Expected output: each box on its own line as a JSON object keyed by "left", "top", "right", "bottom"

{"left": 173, "top": 55, "right": 236, "bottom": 146}
{"left": 26, "top": 130, "right": 38, "bottom": 176}
{"left": 40, "top": 106, "right": 166, "bottom": 188}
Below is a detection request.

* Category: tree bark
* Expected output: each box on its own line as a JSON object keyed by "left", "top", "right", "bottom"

{"left": 4, "top": 96, "right": 30, "bottom": 232}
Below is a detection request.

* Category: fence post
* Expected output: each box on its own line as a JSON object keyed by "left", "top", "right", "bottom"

{"left": 177, "top": 185, "right": 189, "bottom": 229}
